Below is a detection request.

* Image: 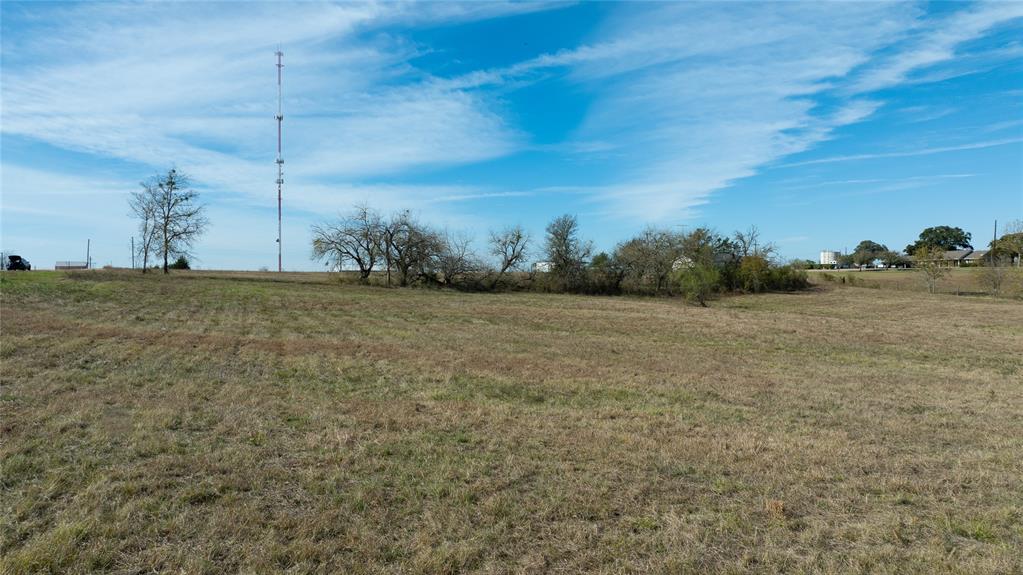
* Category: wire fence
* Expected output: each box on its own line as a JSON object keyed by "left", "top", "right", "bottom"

{"left": 55, "top": 261, "right": 88, "bottom": 270}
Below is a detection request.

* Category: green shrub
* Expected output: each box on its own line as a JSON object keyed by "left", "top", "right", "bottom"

{"left": 676, "top": 264, "right": 720, "bottom": 306}
{"left": 738, "top": 256, "right": 770, "bottom": 293}
{"left": 169, "top": 256, "right": 190, "bottom": 270}
{"left": 766, "top": 266, "right": 809, "bottom": 291}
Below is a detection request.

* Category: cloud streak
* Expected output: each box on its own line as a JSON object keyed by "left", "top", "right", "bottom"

{"left": 0, "top": 2, "right": 526, "bottom": 204}
{"left": 848, "top": 2, "right": 1023, "bottom": 94}
{"left": 441, "top": 3, "right": 913, "bottom": 218}
{"left": 780, "top": 138, "right": 1023, "bottom": 168}
{"left": 429, "top": 2, "right": 1021, "bottom": 219}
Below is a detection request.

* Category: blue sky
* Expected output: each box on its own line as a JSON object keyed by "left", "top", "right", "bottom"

{"left": 2, "top": 1, "right": 1021, "bottom": 270}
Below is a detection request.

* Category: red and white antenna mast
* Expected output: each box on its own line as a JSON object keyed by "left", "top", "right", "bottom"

{"left": 275, "top": 47, "right": 284, "bottom": 272}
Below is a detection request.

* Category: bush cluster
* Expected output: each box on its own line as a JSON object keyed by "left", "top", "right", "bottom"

{"left": 312, "top": 208, "right": 808, "bottom": 303}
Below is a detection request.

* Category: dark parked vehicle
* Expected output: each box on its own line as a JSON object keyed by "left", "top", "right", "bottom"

{"left": 6, "top": 255, "right": 31, "bottom": 271}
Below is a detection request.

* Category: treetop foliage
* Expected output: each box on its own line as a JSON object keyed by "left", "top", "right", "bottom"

{"left": 905, "top": 225, "right": 972, "bottom": 255}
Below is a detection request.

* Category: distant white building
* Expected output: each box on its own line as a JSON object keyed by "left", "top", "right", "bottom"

{"left": 672, "top": 256, "right": 692, "bottom": 271}
{"left": 532, "top": 261, "right": 553, "bottom": 273}
{"left": 819, "top": 250, "right": 840, "bottom": 266}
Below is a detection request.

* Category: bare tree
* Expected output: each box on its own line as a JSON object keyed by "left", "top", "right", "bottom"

{"left": 128, "top": 181, "right": 160, "bottom": 273}
{"left": 380, "top": 214, "right": 401, "bottom": 287}
{"left": 914, "top": 245, "right": 949, "bottom": 294}
{"left": 732, "top": 225, "right": 775, "bottom": 260}
{"left": 384, "top": 210, "right": 416, "bottom": 286}
{"left": 435, "top": 232, "right": 482, "bottom": 287}
{"left": 614, "top": 227, "right": 684, "bottom": 294}
{"left": 489, "top": 225, "right": 530, "bottom": 285}
{"left": 978, "top": 256, "right": 1014, "bottom": 296}
{"left": 145, "top": 169, "right": 208, "bottom": 274}
{"left": 311, "top": 205, "right": 383, "bottom": 280}
{"left": 383, "top": 211, "right": 445, "bottom": 286}
{"left": 544, "top": 214, "right": 592, "bottom": 290}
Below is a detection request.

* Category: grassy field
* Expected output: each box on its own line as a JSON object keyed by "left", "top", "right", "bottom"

{"left": 2, "top": 270, "right": 1021, "bottom": 574}
{"left": 808, "top": 267, "right": 1023, "bottom": 298}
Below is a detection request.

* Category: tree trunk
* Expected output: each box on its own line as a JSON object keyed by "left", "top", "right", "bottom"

{"left": 162, "top": 215, "right": 170, "bottom": 274}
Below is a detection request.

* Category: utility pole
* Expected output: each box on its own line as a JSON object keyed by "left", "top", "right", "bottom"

{"left": 86, "top": 239, "right": 91, "bottom": 270}
{"left": 993, "top": 220, "right": 998, "bottom": 265}
{"left": 276, "top": 48, "right": 284, "bottom": 273}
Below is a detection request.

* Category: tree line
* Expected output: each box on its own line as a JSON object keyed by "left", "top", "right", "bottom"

{"left": 821, "top": 223, "right": 1023, "bottom": 270}
{"left": 810, "top": 223, "right": 1023, "bottom": 295}
{"left": 123, "top": 170, "right": 1021, "bottom": 299}
{"left": 311, "top": 206, "right": 809, "bottom": 305}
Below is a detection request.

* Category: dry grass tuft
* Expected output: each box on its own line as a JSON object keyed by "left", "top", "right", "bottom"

{"left": 764, "top": 499, "right": 787, "bottom": 519}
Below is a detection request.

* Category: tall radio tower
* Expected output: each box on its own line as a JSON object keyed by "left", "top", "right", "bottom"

{"left": 275, "top": 48, "right": 284, "bottom": 272}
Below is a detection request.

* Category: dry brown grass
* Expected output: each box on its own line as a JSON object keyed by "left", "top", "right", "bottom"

{"left": 2, "top": 270, "right": 1021, "bottom": 574}
{"left": 809, "top": 267, "right": 1023, "bottom": 298}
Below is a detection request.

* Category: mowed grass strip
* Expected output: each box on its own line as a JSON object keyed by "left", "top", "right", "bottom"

{"left": 1, "top": 271, "right": 1021, "bottom": 574}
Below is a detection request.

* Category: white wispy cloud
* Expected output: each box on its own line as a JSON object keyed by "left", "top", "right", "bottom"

{"left": 896, "top": 105, "right": 959, "bottom": 124}
{"left": 430, "top": 2, "right": 1020, "bottom": 219}
{"left": 780, "top": 138, "right": 1023, "bottom": 168}
{"left": 0, "top": 2, "right": 526, "bottom": 205}
{"left": 983, "top": 118, "right": 1023, "bottom": 133}
{"left": 440, "top": 2, "right": 916, "bottom": 219}
{"left": 848, "top": 1, "right": 1023, "bottom": 94}
{"left": 2, "top": 1, "right": 1020, "bottom": 268}
{"left": 778, "top": 173, "right": 977, "bottom": 191}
